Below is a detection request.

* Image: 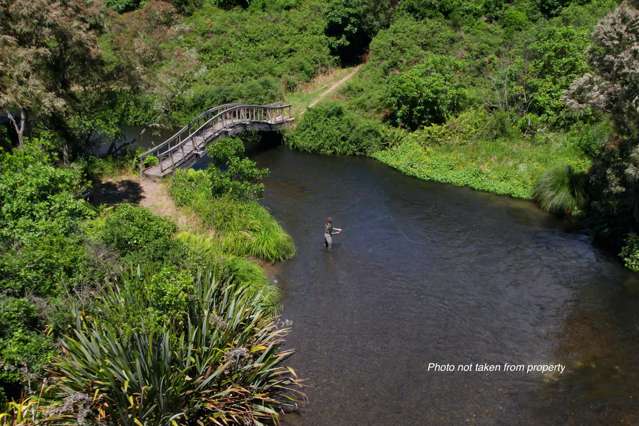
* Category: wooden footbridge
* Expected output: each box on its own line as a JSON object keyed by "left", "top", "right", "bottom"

{"left": 139, "top": 103, "right": 293, "bottom": 177}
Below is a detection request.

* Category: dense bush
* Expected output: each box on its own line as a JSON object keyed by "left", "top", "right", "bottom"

{"left": 0, "top": 234, "right": 98, "bottom": 297}
{"left": 111, "top": 0, "right": 335, "bottom": 125}
{"left": 0, "top": 142, "right": 99, "bottom": 403}
{"left": 0, "top": 296, "right": 55, "bottom": 406}
{"left": 175, "top": 231, "right": 278, "bottom": 307}
{"left": 385, "top": 55, "right": 469, "bottom": 130}
{"left": 324, "top": 0, "right": 393, "bottom": 64}
{"left": 98, "top": 204, "right": 178, "bottom": 263}
{"left": 0, "top": 142, "right": 93, "bottom": 242}
{"left": 52, "top": 274, "right": 300, "bottom": 424}
{"left": 289, "top": 102, "right": 386, "bottom": 155}
{"left": 509, "top": 24, "right": 590, "bottom": 127}
{"left": 207, "top": 138, "right": 268, "bottom": 200}
{"left": 105, "top": 0, "right": 144, "bottom": 13}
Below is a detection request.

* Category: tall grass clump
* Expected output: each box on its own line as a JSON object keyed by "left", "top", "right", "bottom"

{"left": 534, "top": 165, "right": 586, "bottom": 216}
{"left": 49, "top": 272, "right": 301, "bottom": 424}
{"left": 170, "top": 169, "right": 295, "bottom": 262}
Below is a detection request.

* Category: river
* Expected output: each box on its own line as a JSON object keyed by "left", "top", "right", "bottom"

{"left": 251, "top": 147, "right": 639, "bottom": 426}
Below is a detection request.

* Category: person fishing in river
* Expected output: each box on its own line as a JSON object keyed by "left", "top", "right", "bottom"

{"left": 324, "top": 217, "right": 342, "bottom": 250}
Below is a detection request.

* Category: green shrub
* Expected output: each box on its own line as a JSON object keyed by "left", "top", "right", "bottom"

{"left": 0, "top": 234, "right": 99, "bottom": 298}
{"left": 385, "top": 55, "right": 469, "bottom": 130}
{"left": 0, "top": 329, "right": 55, "bottom": 404}
{"left": 99, "top": 204, "right": 177, "bottom": 262}
{"left": 534, "top": 165, "right": 585, "bottom": 215}
{"left": 324, "top": 0, "right": 393, "bottom": 64}
{"left": 207, "top": 138, "right": 268, "bottom": 200}
{"left": 207, "top": 137, "right": 246, "bottom": 166}
{"left": 0, "top": 141, "right": 93, "bottom": 242}
{"left": 142, "top": 154, "right": 159, "bottom": 168}
{"left": 169, "top": 168, "right": 211, "bottom": 208}
{"left": 0, "top": 298, "right": 39, "bottom": 338}
{"left": 620, "top": 234, "right": 639, "bottom": 272}
{"left": 289, "top": 102, "right": 386, "bottom": 155}
{"left": 215, "top": 197, "right": 296, "bottom": 261}
{"left": 88, "top": 268, "right": 195, "bottom": 336}
{"left": 570, "top": 120, "right": 612, "bottom": 158}
{"left": 53, "top": 274, "right": 300, "bottom": 424}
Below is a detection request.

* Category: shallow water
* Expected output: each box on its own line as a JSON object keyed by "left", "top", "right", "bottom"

{"left": 254, "top": 147, "right": 639, "bottom": 426}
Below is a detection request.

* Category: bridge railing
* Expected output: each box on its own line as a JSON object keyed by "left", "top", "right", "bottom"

{"left": 139, "top": 103, "right": 292, "bottom": 175}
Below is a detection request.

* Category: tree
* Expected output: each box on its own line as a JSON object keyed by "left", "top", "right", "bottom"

{"left": 565, "top": 0, "right": 639, "bottom": 138}
{"left": 385, "top": 55, "right": 468, "bottom": 130}
{"left": 0, "top": 0, "right": 105, "bottom": 147}
{"left": 206, "top": 138, "right": 268, "bottom": 200}
{"left": 565, "top": 1, "right": 639, "bottom": 252}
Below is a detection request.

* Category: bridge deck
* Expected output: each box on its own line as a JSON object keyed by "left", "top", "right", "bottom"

{"left": 140, "top": 104, "right": 293, "bottom": 177}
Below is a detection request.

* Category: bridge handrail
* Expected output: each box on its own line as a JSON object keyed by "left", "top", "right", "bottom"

{"left": 138, "top": 103, "right": 239, "bottom": 160}
{"left": 139, "top": 103, "right": 292, "bottom": 174}
{"left": 159, "top": 103, "right": 291, "bottom": 158}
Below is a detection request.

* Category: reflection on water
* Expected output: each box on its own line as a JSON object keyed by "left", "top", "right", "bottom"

{"left": 253, "top": 147, "right": 639, "bottom": 426}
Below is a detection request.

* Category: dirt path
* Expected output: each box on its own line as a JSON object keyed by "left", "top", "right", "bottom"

{"left": 99, "top": 173, "right": 207, "bottom": 233}
{"left": 307, "top": 65, "right": 361, "bottom": 110}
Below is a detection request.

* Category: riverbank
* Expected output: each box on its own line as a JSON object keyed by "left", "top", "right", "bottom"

{"left": 372, "top": 135, "right": 590, "bottom": 200}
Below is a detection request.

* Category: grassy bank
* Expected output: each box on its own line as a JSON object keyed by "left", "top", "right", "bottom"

{"left": 373, "top": 135, "right": 590, "bottom": 199}
{"left": 169, "top": 168, "right": 295, "bottom": 263}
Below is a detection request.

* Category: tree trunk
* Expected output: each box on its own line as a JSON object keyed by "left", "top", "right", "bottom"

{"left": 6, "top": 109, "right": 26, "bottom": 146}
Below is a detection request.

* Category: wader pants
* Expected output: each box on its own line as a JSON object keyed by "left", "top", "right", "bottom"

{"left": 324, "top": 233, "right": 333, "bottom": 249}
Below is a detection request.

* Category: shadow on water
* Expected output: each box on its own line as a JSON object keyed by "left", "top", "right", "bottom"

{"left": 251, "top": 146, "right": 639, "bottom": 426}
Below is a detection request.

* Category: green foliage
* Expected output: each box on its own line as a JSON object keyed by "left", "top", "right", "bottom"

{"left": 386, "top": 55, "right": 469, "bottom": 130}
{"left": 374, "top": 132, "right": 590, "bottom": 199}
{"left": 206, "top": 138, "right": 268, "bottom": 200}
{"left": 142, "top": 154, "right": 159, "bottom": 168}
{"left": 289, "top": 102, "right": 386, "bottom": 155}
{"left": 127, "top": 0, "right": 334, "bottom": 125}
{"left": 516, "top": 24, "right": 590, "bottom": 126}
{"left": 343, "top": 16, "right": 457, "bottom": 114}
{"left": 0, "top": 299, "right": 39, "bottom": 338}
{"left": 537, "top": 0, "right": 574, "bottom": 17}
{"left": 0, "top": 141, "right": 93, "bottom": 242}
{"left": 207, "top": 137, "right": 246, "bottom": 166}
{"left": 0, "top": 140, "right": 102, "bottom": 402}
{"left": 98, "top": 204, "right": 178, "bottom": 263}
{"left": 53, "top": 274, "right": 300, "bottom": 424}
{"left": 570, "top": 120, "right": 612, "bottom": 158}
{"left": 324, "top": 0, "right": 393, "bottom": 64}
{"left": 534, "top": 165, "right": 585, "bottom": 215}
{"left": 170, "top": 169, "right": 295, "bottom": 262}
{"left": 0, "top": 297, "right": 54, "bottom": 402}
{"left": 87, "top": 268, "right": 195, "bottom": 336}
{"left": 175, "top": 231, "right": 279, "bottom": 308}
{"left": 620, "top": 234, "right": 639, "bottom": 272}
{"left": 0, "top": 234, "right": 98, "bottom": 298}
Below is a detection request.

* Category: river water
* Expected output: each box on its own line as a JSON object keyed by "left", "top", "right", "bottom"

{"left": 252, "top": 147, "right": 639, "bottom": 426}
